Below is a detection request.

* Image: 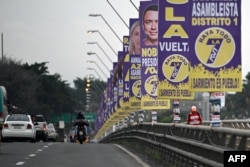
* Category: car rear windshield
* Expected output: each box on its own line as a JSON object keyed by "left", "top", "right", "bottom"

{"left": 7, "top": 115, "right": 29, "bottom": 122}
{"left": 35, "top": 116, "right": 45, "bottom": 122}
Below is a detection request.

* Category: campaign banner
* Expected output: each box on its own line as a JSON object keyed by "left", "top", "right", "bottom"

{"left": 129, "top": 53, "right": 141, "bottom": 110}
{"left": 129, "top": 18, "right": 141, "bottom": 110}
{"left": 121, "top": 36, "right": 130, "bottom": 112}
{"left": 116, "top": 51, "right": 123, "bottom": 111}
{"left": 106, "top": 77, "right": 112, "bottom": 119}
{"left": 123, "top": 36, "right": 129, "bottom": 52}
{"left": 189, "top": 0, "right": 242, "bottom": 92}
{"left": 122, "top": 51, "right": 130, "bottom": 111}
{"left": 140, "top": 0, "right": 170, "bottom": 110}
{"left": 112, "top": 62, "right": 118, "bottom": 113}
{"left": 158, "top": 0, "right": 194, "bottom": 100}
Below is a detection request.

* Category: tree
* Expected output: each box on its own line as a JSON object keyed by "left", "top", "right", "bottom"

{"left": 223, "top": 72, "right": 250, "bottom": 119}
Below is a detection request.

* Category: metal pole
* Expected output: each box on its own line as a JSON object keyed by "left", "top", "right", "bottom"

{"left": 86, "top": 74, "right": 104, "bottom": 95}
{"left": 87, "top": 30, "right": 117, "bottom": 56}
{"left": 100, "top": 15, "right": 122, "bottom": 43}
{"left": 87, "top": 68, "right": 105, "bottom": 81}
{"left": 87, "top": 52, "right": 110, "bottom": 72}
{"left": 87, "top": 42, "right": 113, "bottom": 64}
{"left": 89, "top": 14, "right": 123, "bottom": 43}
{"left": 1, "top": 33, "right": 3, "bottom": 64}
{"left": 106, "top": 0, "right": 129, "bottom": 29}
{"left": 130, "top": 0, "right": 139, "bottom": 12}
{"left": 93, "top": 62, "right": 108, "bottom": 78}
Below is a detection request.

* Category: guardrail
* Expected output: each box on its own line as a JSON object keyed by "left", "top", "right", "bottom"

{"left": 203, "top": 119, "right": 250, "bottom": 129}
{"left": 99, "top": 122, "right": 250, "bottom": 167}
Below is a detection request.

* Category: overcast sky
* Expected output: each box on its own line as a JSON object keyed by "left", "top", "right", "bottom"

{"left": 0, "top": 0, "right": 249, "bottom": 87}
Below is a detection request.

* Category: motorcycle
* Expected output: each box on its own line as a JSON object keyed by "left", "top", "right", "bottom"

{"left": 77, "top": 125, "right": 86, "bottom": 144}
{"left": 74, "top": 118, "right": 88, "bottom": 144}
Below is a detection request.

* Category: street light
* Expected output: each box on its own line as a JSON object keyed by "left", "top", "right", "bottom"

{"left": 87, "top": 30, "right": 117, "bottom": 56}
{"left": 89, "top": 14, "right": 123, "bottom": 43}
{"left": 85, "top": 74, "right": 104, "bottom": 96}
{"left": 86, "top": 60, "right": 109, "bottom": 73}
{"left": 87, "top": 51, "right": 110, "bottom": 72}
{"left": 87, "top": 42, "right": 113, "bottom": 63}
{"left": 130, "top": 0, "right": 139, "bottom": 12}
{"left": 106, "top": 0, "right": 129, "bottom": 29}
{"left": 87, "top": 67, "right": 105, "bottom": 81}
{"left": 87, "top": 61, "right": 108, "bottom": 78}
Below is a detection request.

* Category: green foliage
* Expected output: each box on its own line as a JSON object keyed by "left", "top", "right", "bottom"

{"left": 222, "top": 72, "right": 250, "bottom": 119}
{"left": 2, "top": 56, "right": 250, "bottom": 124}
{"left": 0, "top": 58, "right": 75, "bottom": 121}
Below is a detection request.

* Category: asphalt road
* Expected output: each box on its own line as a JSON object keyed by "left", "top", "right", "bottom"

{"left": 0, "top": 141, "right": 150, "bottom": 167}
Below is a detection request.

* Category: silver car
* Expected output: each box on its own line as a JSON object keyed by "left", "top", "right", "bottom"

{"left": 1, "top": 113, "right": 36, "bottom": 142}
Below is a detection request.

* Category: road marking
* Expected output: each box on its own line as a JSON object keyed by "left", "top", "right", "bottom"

{"left": 16, "top": 162, "right": 25, "bottom": 165}
{"left": 29, "top": 154, "right": 36, "bottom": 157}
{"left": 114, "top": 144, "right": 151, "bottom": 167}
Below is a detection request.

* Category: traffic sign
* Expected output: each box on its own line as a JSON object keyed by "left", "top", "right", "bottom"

{"left": 84, "top": 112, "right": 96, "bottom": 122}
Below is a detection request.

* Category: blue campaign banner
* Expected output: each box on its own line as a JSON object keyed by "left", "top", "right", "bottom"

{"left": 158, "top": 0, "right": 194, "bottom": 100}
{"left": 122, "top": 51, "right": 130, "bottom": 110}
{"left": 121, "top": 36, "right": 130, "bottom": 111}
{"left": 140, "top": 0, "right": 170, "bottom": 110}
{"left": 112, "top": 62, "right": 117, "bottom": 113}
{"left": 129, "top": 54, "right": 141, "bottom": 110}
{"left": 123, "top": 35, "right": 129, "bottom": 52}
{"left": 117, "top": 51, "right": 124, "bottom": 110}
{"left": 129, "top": 18, "right": 141, "bottom": 110}
{"left": 189, "top": 0, "right": 242, "bottom": 92}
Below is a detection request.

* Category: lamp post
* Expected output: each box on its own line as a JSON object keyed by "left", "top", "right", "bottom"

{"left": 87, "top": 30, "right": 117, "bottom": 56}
{"left": 130, "top": 0, "right": 139, "bottom": 12}
{"left": 87, "top": 51, "right": 110, "bottom": 72}
{"left": 87, "top": 42, "right": 113, "bottom": 63}
{"left": 89, "top": 14, "right": 123, "bottom": 43}
{"left": 87, "top": 61, "right": 108, "bottom": 78}
{"left": 87, "top": 59, "right": 109, "bottom": 73}
{"left": 106, "top": 0, "right": 129, "bottom": 29}
{"left": 87, "top": 67, "right": 105, "bottom": 81}
{"left": 1, "top": 33, "right": 4, "bottom": 64}
{"left": 85, "top": 74, "right": 104, "bottom": 96}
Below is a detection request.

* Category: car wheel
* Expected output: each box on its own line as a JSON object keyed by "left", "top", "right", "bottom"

{"left": 30, "top": 138, "right": 36, "bottom": 143}
{"left": 43, "top": 134, "right": 48, "bottom": 142}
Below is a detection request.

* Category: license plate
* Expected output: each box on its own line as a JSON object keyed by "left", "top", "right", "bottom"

{"left": 14, "top": 126, "right": 21, "bottom": 129}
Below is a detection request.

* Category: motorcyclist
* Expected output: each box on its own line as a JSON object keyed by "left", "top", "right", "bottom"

{"left": 73, "top": 112, "right": 89, "bottom": 136}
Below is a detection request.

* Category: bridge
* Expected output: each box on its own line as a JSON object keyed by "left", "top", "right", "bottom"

{"left": 97, "top": 119, "right": 250, "bottom": 167}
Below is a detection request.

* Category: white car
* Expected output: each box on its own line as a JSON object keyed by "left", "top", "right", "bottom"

{"left": 1, "top": 113, "right": 36, "bottom": 142}
{"left": 47, "top": 123, "right": 58, "bottom": 142}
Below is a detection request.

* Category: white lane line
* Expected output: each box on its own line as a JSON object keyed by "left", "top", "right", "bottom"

{"left": 29, "top": 154, "right": 36, "bottom": 157}
{"left": 16, "top": 161, "right": 25, "bottom": 165}
{"left": 114, "top": 144, "right": 151, "bottom": 167}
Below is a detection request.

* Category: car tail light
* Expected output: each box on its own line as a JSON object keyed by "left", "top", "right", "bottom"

{"left": 3, "top": 123, "right": 8, "bottom": 129}
{"left": 27, "top": 124, "right": 32, "bottom": 129}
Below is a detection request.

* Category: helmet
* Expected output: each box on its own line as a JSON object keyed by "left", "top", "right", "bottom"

{"left": 191, "top": 106, "right": 197, "bottom": 112}
{"left": 77, "top": 112, "right": 85, "bottom": 119}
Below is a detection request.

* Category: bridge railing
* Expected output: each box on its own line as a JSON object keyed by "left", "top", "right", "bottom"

{"left": 99, "top": 122, "right": 250, "bottom": 167}
{"left": 203, "top": 119, "right": 250, "bottom": 129}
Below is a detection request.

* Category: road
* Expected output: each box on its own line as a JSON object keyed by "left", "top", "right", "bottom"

{"left": 0, "top": 141, "right": 150, "bottom": 167}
